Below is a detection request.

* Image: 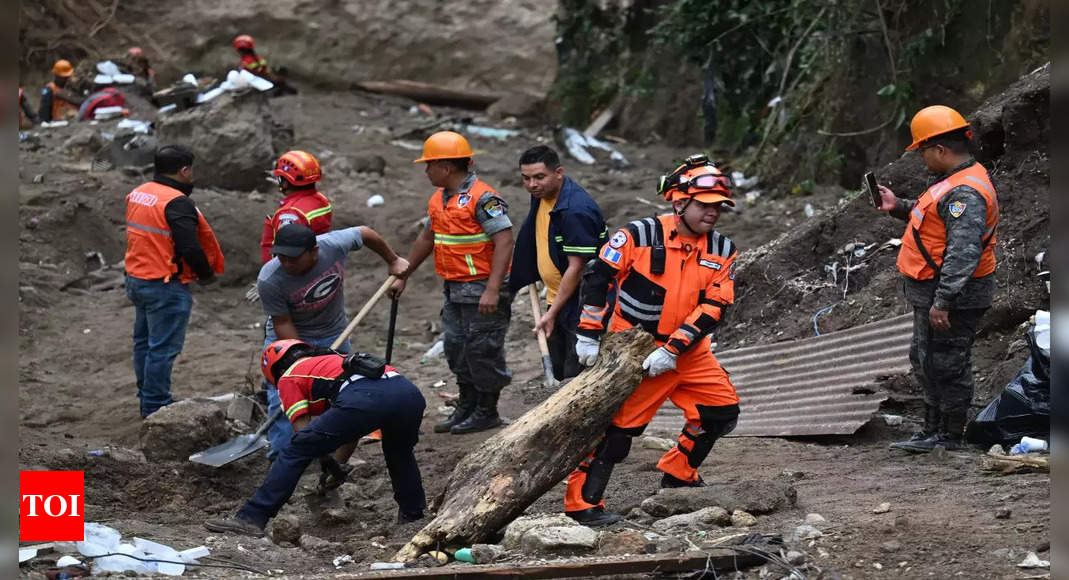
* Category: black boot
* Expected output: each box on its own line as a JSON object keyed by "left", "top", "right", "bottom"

{"left": 889, "top": 403, "right": 940, "bottom": 451}
{"left": 435, "top": 383, "right": 475, "bottom": 433}
{"left": 566, "top": 507, "right": 623, "bottom": 527}
{"left": 660, "top": 473, "right": 707, "bottom": 488}
{"left": 891, "top": 410, "right": 967, "bottom": 453}
{"left": 451, "top": 391, "right": 503, "bottom": 434}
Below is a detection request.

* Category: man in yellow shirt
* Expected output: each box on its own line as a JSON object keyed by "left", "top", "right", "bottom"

{"left": 509, "top": 146, "right": 608, "bottom": 380}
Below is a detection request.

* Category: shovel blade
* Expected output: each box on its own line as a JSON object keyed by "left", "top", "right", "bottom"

{"left": 188, "top": 434, "right": 269, "bottom": 468}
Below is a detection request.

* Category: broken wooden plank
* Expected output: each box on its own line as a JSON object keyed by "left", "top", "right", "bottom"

{"left": 396, "top": 328, "right": 654, "bottom": 561}
{"left": 356, "top": 80, "right": 502, "bottom": 109}
{"left": 340, "top": 548, "right": 770, "bottom": 579}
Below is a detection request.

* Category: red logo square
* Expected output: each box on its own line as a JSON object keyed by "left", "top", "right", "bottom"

{"left": 20, "top": 471, "right": 85, "bottom": 541}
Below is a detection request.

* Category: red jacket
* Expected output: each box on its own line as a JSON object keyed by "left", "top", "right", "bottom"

{"left": 260, "top": 188, "right": 333, "bottom": 263}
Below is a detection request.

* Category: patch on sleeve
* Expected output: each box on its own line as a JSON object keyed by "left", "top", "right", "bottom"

{"left": 482, "top": 197, "right": 505, "bottom": 217}
{"left": 609, "top": 231, "right": 628, "bottom": 249}
{"left": 728, "top": 262, "right": 737, "bottom": 280}
{"left": 456, "top": 194, "right": 471, "bottom": 208}
{"left": 601, "top": 246, "right": 623, "bottom": 265}
{"left": 277, "top": 212, "right": 300, "bottom": 227}
{"left": 948, "top": 201, "right": 966, "bottom": 218}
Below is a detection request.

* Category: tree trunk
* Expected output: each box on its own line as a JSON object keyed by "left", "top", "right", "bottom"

{"left": 355, "top": 80, "right": 502, "bottom": 110}
{"left": 396, "top": 328, "right": 654, "bottom": 562}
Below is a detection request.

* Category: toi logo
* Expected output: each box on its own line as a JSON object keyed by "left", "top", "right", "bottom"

{"left": 20, "top": 471, "right": 85, "bottom": 541}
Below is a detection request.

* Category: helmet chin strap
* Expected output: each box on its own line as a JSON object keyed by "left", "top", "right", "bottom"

{"left": 675, "top": 196, "right": 700, "bottom": 236}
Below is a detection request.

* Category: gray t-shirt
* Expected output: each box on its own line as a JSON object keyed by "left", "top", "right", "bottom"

{"left": 258, "top": 227, "right": 364, "bottom": 340}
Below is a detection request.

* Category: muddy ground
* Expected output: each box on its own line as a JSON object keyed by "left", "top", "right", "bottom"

{"left": 18, "top": 75, "right": 1050, "bottom": 579}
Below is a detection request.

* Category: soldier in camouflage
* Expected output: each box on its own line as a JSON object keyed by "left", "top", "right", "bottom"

{"left": 875, "top": 105, "right": 999, "bottom": 453}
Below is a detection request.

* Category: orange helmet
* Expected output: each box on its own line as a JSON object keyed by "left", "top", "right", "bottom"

{"left": 261, "top": 339, "right": 311, "bottom": 384}
{"left": 233, "top": 34, "right": 255, "bottom": 51}
{"left": 52, "top": 59, "right": 74, "bottom": 78}
{"left": 658, "top": 154, "right": 735, "bottom": 206}
{"left": 413, "top": 131, "right": 474, "bottom": 163}
{"left": 127, "top": 47, "right": 144, "bottom": 57}
{"left": 273, "top": 151, "right": 322, "bottom": 187}
{"left": 906, "top": 105, "right": 969, "bottom": 151}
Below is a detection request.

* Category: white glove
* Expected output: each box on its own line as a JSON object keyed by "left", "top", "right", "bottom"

{"left": 245, "top": 282, "right": 260, "bottom": 303}
{"left": 642, "top": 347, "right": 678, "bottom": 377}
{"left": 575, "top": 335, "right": 600, "bottom": 367}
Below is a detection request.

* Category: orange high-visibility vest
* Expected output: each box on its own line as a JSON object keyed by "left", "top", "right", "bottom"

{"left": 427, "top": 179, "right": 499, "bottom": 282}
{"left": 896, "top": 163, "right": 998, "bottom": 281}
{"left": 46, "top": 82, "right": 80, "bottom": 121}
{"left": 124, "top": 182, "right": 225, "bottom": 283}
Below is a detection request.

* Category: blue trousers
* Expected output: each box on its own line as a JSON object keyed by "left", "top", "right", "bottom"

{"left": 238, "top": 375, "right": 427, "bottom": 526}
{"left": 126, "top": 276, "right": 193, "bottom": 417}
{"left": 263, "top": 329, "right": 351, "bottom": 459}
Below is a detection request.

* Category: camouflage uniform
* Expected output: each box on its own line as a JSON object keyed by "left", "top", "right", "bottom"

{"left": 889, "top": 159, "right": 995, "bottom": 416}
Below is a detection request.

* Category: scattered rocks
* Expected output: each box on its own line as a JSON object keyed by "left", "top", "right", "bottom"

{"left": 503, "top": 514, "right": 583, "bottom": 550}
{"left": 731, "top": 509, "right": 757, "bottom": 527}
{"left": 139, "top": 400, "right": 227, "bottom": 462}
{"left": 520, "top": 525, "right": 598, "bottom": 554}
{"left": 652, "top": 506, "right": 731, "bottom": 531}
{"left": 880, "top": 540, "right": 902, "bottom": 553}
{"left": 639, "top": 436, "right": 675, "bottom": 451}
{"left": 597, "top": 530, "right": 656, "bottom": 556}
{"left": 785, "top": 550, "right": 806, "bottom": 565}
{"left": 61, "top": 128, "right": 107, "bottom": 159}
{"left": 351, "top": 153, "right": 388, "bottom": 175}
{"left": 804, "top": 513, "right": 826, "bottom": 526}
{"left": 469, "top": 543, "right": 507, "bottom": 564}
{"left": 645, "top": 479, "right": 797, "bottom": 516}
{"left": 626, "top": 507, "right": 656, "bottom": 525}
{"left": 991, "top": 547, "right": 1017, "bottom": 560}
{"left": 873, "top": 502, "right": 891, "bottom": 514}
{"left": 994, "top": 508, "right": 1012, "bottom": 519}
{"left": 226, "top": 394, "right": 257, "bottom": 426}
{"left": 299, "top": 534, "right": 340, "bottom": 554}
{"left": 268, "top": 514, "right": 302, "bottom": 546}
{"left": 783, "top": 524, "right": 823, "bottom": 543}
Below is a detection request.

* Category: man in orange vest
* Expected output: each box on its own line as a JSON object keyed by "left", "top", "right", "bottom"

{"left": 38, "top": 59, "right": 85, "bottom": 123}
{"left": 389, "top": 131, "right": 515, "bottom": 435}
{"left": 124, "top": 145, "right": 225, "bottom": 418}
{"left": 564, "top": 155, "right": 741, "bottom": 526}
{"left": 874, "top": 106, "right": 999, "bottom": 453}
{"left": 260, "top": 150, "right": 333, "bottom": 264}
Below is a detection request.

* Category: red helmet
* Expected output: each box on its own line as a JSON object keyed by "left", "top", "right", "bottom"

{"left": 127, "top": 46, "right": 144, "bottom": 57}
{"left": 657, "top": 154, "right": 735, "bottom": 206}
{"left": 273, "top": 150, "right": 322, "bottom": 187}
{"left": 261, "top": 339, "right": 310, "bottom": 384}
{"left": 233, "top": 34, "right": 255, "bottom": 51}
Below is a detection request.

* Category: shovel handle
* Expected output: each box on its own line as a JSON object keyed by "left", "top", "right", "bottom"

{"left": 330, "top": 275, "right": 397, "bottom": 350}
{"left": 254, "top": 407, "right": 284, "bottom": 438}
{"left": 528, "top": 284, "right": 551, "bottom": 357}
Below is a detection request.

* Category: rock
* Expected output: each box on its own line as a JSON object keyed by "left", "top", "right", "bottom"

{"left": 650, "top": 479, "right": 797, "bottom": 515}
{"left": 299, "top": 534, "right": 339, "bottom": 554}
{"left": 639, "top": 436, "right": 675, "bottom": 451}
{"left": 783, "top": 524, "right": 823, "bottom": 543}
{"left": 61, "top": 128, "right": 107, "bottom": 159}
{"left": 520, "top": 525, "right": 598, "bottom": 554}
{"left": 652, "top": 506, "right": 731, "bottom": 531}
{"left": 627, "top": 507, "right": 656, "bottom": 525}
{"left": 321, "top": 508, "right": 352, "bottom": 525}
{"left": 880, "top": 540, "right": 902, "bottom": 553}
{"left": 156, "top": 93, "right": 291, "bottom": 190}
{"left": 804, "top": 513, "right": 827, "bottom": 526}
{"left": 731, "top": 509, "right": 757, "bottom": 527}
{"left": 597, "top": 530, "right": 655, "bottom": 556}
{"left": 410, "top": 553, "right": 443, "bottom": 568}
{"left": 351, "top": 153, "right": 387, "bottom": 175}
{"left": 469, "top": 543, "right": 507, "bottom": 564}
{"left": 873, "top": 502, "right": 891, "bottom": 514}
{"left": 268, "top": 514, "right": 301, "bottom": 545}
{"left": 995, "top": 508, "right": 1012, "bottom": 519}
{"left": 139, "top": 399, "right": 227, "bottom": 462}
{"left": 991, "top": 547, "right": 1017, "bottom": 560}
{"left": 487, "top": 91, "right": 544, "bottom": 119}
{"left": 785, "top": 550, "right": 806, "bottom": 565}
{"left": 226, "top": 395, "right": 257, "bottom": 425}
{"left": 503, "top": 514, "right": 580, "bottom": 550}
{"left": 882, "top": 414, "right": 904, "bottom": 426}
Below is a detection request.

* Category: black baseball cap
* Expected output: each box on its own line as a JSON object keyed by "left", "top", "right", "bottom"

{"left": 271, "top": 224, "right": 317, "bottom": 257}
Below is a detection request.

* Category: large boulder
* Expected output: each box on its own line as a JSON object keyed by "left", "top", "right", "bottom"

{"left": 138, "top": 400, "right": 227, "bottom": 462}
{"left": 641, "top": 479, "right": 797, "bottom": 517}
{"left": 155, "top": 93, "right": 291, "bottom": 191}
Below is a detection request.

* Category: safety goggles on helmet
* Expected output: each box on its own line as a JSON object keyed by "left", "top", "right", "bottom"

{"left": 657, "top": 154, "right": 734, "bottom": 205}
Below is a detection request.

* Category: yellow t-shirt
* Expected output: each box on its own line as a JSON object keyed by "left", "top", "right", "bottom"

{"left": 535, "top": 196, "right": 562, "bottom": 304}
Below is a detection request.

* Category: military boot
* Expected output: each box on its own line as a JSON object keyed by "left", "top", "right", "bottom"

{"left": 891, "top": 410, "right": 967, "bottom": 453}
{"left": 451, "top": 391, "right": 504, "bottom": 434}
{"left": 660, "top": 473, "right": 707, "bottom": 488}
{"left": 889, "top": 403, "right": 940, "bottom": 451}
{"left": 434, "top": 383, "right": 475, "bottom": 433}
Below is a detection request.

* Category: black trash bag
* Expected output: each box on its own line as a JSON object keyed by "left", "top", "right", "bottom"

{"left": 966, "top": 328, "right": 1050, "bottom": 446}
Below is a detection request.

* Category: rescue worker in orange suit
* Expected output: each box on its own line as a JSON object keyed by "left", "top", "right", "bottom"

{"left": 260, "top": 151, "right": 333, "bottom": 264}
{"left": 877, "top": 106, "right": 999, "bottom": 453}
{"left": 39, "top": 59, "right": 86, "bottom": 122}
{"left": 204, "top": 341, "right": 426, "bottom": 536}
{"left": 124, "top": 145, "right": 225, "bottom": 418}
{"left": 389, "top": 131, "right": 515, "bottom": 434}
{"left": 564, "top": 155, "right": 741, "bottom": 526}
{"left": 19, "top": 88, "right": 39, "bottom": 129}
{"left": 124, "top": 47, "right": 157, "bottom": 98}
{"left": 232, "top": 34, "right": 298, "bottom": 94}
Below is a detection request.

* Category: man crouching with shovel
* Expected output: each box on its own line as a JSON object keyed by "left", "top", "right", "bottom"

{"left": 205, "top": 340, "right": 427, "bottom": 536}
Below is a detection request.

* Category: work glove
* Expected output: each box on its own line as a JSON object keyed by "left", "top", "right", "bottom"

{"left": 642, "top": 347, "right": 678, "bottom": 377}
{"left": 245, "top": 282, "right": 260, "bottom": 302}
{"left": 575, "top": 335, "right": 600, "bottom": 367}
{"left": 317, "top": 456, "right": 348, "bottom": 494}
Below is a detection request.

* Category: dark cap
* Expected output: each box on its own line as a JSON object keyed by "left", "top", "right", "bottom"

{"left": 271, "top": 224, "right": 317, "bottom": 257}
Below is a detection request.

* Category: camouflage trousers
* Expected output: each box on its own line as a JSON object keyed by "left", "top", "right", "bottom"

{"left": 442, "top": 299, "right": 513, "bottom": 394}
{"left": 909, "top": 306, "right": 987, "bottom": 414}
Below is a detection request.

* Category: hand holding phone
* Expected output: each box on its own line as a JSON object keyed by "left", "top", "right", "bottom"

{"left": 863, "top": 172, "right": 881, "bottom": 209}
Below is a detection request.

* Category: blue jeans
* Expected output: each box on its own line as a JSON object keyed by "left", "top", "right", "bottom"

{"left": 126, "top": 276, "right": 193, "bottom": 417}
{"left": 263, "top": 328, "right": 351, "bottom": 459}
{"left": 238, "top": 374, "right": 427, "bottom": 526}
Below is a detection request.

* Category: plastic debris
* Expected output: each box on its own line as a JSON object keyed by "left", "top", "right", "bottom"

{"left": 94, "top": 74, "right": 114, "bottom": 85}
{"left": 369, "top": 562, "right": 405, "bottom": 570}
{"left": 1009, "top": 436, "right": 1048, "bottom": 455}
{"left": 112, "top": 73, "right": 136, "bottom": 84}
{"left": 333, "top": 554, "right": 354, "bottom": 568}
{"left": 453, "top": 548, "right": 475, "bottom": 563}
{"left": 19, "top": 548, "right": 37, "bottom": 563}
{"left": 57, "top": 555, "right": 83, "bottom": 567}
{"left": 431, "top": 380, "right": 446, "bottom": 388}
{"left": 1017, "top": 552, "right": 1050, "bottom": 569}
{"left": 196, "top": 87, "right": 226, "bottom": 104}
{"left": 96, "top": 61, "right": 121, "bottom": 76}
{"left": 158, "top": 104, "right": 178, "bottom": 114}
{"left": 804, "top": 203, "right": 815, "bottom": 218}
{"left": 366, "top": 194, "right": 385, "bottom": 208}
{"left": 75, "top": 523, "right": 209, "bottom": 576}
{"left": 421, "top": 340, "right": 445, "bottom": 362}
{"left": 93, "top": 106, "right": 126, "bottom": 121}
{"left": 882, "top": 414, "right": 904, "bottom": 426}
{"left": 463, "top": 124, "right": 518, "bottom": 140}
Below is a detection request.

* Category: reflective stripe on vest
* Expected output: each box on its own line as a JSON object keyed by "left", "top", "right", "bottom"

{"left": 427, "top": 179, "right": 498, "bottom": 282}
{"left": 896, "top": 163, "right": 998, "bottom": 281}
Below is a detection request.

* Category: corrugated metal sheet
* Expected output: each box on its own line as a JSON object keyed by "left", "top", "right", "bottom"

{"left": 648, "top": 313, "right": 913, "bottom": 438}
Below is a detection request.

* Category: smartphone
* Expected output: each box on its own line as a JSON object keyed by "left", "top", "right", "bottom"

{"left": 863, "top": 172, "right": 880, "bottom": 208}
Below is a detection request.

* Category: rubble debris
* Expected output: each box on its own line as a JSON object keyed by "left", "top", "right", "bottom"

{"left": 652, "top": 506, "right": 730, "bottom": 531}
{"left": 268, "top": 514, "right": 302, "bottom": 546}
{"left": 597, "top": 530, "right": 655, "bottom": 556}
{"left": 731, "top": 509, "right": 757, "bottom": 527}
{"left": 642, "top": 479, "right": 797, "bottom": 517}
{"left": 503, "top": 514, "right": 580, "bottom": 550}
{"left": 873, "top": 502, "right": 891, "bottom": 514}
{"left": 139, "top": 400, "right": 227, "bottom": 462}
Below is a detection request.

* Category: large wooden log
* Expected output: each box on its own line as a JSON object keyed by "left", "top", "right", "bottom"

{"left": 355, "top": 80, "right": 502, "bottom": 109}
{"left": 396, "top": 328, "right": 654, "bottom": 561}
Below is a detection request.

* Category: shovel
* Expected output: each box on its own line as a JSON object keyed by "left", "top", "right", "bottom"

{"left": 361, "top": 296, "right": 399, "bottom": 445}
{"left": 189, "top": 275, "right": 398, "bottom": 467}
{"left": 528, "top": 284, "right": 560, "bottom": 388}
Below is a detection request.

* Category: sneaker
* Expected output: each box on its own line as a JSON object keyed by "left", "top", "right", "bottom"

{"left": 660, "top": 473, "right": 707, "bottom": 488}
{"left": 565, "top": 507, "right": 623, "bottom": 527}
{"left": 204, "top": 515, "right": 265, "bottom": 537}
